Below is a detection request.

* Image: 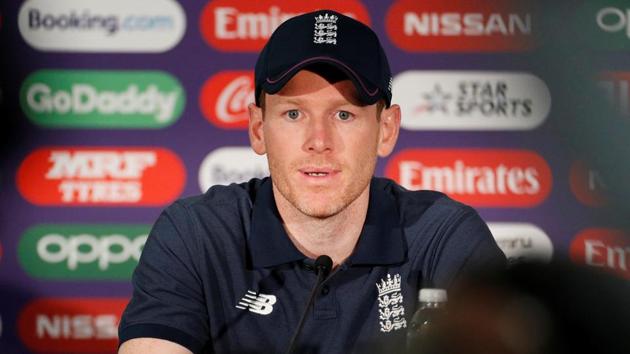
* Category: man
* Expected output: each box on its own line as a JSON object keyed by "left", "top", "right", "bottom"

{"left": 118, "top": 9, "right": 505, "bottom": 354}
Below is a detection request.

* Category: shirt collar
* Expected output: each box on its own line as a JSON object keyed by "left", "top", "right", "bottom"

{"left": 248, "top": 177, "right": 405, "bottom": 269}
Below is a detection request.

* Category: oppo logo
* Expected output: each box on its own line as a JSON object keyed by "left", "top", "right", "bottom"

{"left": 200, "top": 0, "right": 370, "bottom": 51}
{"left": 20, "top": 70, "right": 185, "bottom": 128}
{"left": 597, "top": 7, "right": 630, "bottom": 38}
{"left": 19, "top": 224, "right": 150, "bottom": 279}
{"left": 393, "top": 71, "right": 550, "bottom": 130}
{"left": 487, "top": 222, "right": 553, "bottom": 265}
{"left": 385, "top": 149, "right": 552, "bottom": 207}
{"left": 200, "top": 71, "right": 253, "bottom": 129}
{"left": 570, "top": 228, "right": 630, "bottom": 279}
{"left": 17, "top": 147, "right": 186, "bottom": 206}
{"left": 18, "top": 298, "right": 127, "bottom": 353}
{"left": 18, "top": 0, "right": 185, "bottom": 52}
{"left": 199, "top": 147, "right": 268, "bottom": 192}
{"left": 386, "top": 0, "right": 535, "bottom": 51}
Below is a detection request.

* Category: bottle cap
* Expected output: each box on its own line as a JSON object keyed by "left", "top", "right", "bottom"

{"left": 419, "top": 288, "right": 447, "bottom": 303}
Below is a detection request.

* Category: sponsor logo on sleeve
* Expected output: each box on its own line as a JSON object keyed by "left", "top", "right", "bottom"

{"left": 598, "top": 71, "right": 630, "bottom": 117}
{"left": 18, "top": 224, "right": 149, "bottom": 280}
{"left": 570, "top": 228, "right": 630, "bottom": 279}
{"left": 18, "top": 0, "right": 185, "bottom": 52}
{"left": 18, "top": 298, "right": 127, "bottom": 353}
{"left": 20, "top": 70, "right": 185, "bottom": 129}
{"left": 569, "top": 160, "right": 608, "bottom": 207}
{"left": 488, "top": 222, "right": 553, "bottom": 265}
{"left": 17, "top": 147, "right": 186, "bottom": 206}
{"left": 200, "top": 0, "right": 370, "bottom": 52}
{"left": 393, "top": 71, "right": 550, "bottom": 131}
{"left": 200, "top": 71, "right": 253, "bottom": 129}
{"left": 199, "top": 147, "right": 268, "bottom": 192}
{"left": 385, "top": 149, "right": 552, "bottom": 207}
{"left": 386, "top": 0, "right": 535, "bottom": 52}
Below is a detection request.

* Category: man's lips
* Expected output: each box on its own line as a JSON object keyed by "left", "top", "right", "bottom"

{"left": 298, "top": 167, "right": 340, "bottom": 177}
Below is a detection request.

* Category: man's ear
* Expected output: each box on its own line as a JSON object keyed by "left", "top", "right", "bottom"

{"left": 377, "top": 104, "right": 401, "bottom": 157}
{"left": 248, "top": 103, "right": 266, "bottom": 155}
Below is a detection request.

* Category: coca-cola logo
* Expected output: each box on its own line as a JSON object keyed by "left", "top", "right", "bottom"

{"left": 199, "top": 0, "right": 370, "bottom": 52}
{"left": 200, "top": 71, "right": 253, "bottom": 129}
{"left": 570, "top": 228, "right": 630, "bottom": 279}
{"left": 386, "top": 0, "right": 535, "bottom": 52}
{"left": 385, "top": 149, "right": 552, "bottom": 207}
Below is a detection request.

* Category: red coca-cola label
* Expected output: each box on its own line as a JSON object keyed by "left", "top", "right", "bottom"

{"left": 200, "top": 0, "right": 371, "bottom": 52}
{"left": 200, "top": 71, "right": 253, "bottom": 129}
{"left": 385, "top": 149, "right": 552, "bottom": 207}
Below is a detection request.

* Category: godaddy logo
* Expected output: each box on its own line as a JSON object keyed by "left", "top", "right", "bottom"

{"left": 20, "top": 70, "right": 184, "bottom": 128}
{"left": 19, "top": 224, "right": 150, "bottom": 280}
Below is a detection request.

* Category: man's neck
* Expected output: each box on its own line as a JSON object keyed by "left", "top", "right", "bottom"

{"left": 273, "top": 185, "right": 370, "bottom": 267}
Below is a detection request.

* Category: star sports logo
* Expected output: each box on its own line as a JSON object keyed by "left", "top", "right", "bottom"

{"left": 393, "top": 71, "right": 550, "bottom": 131}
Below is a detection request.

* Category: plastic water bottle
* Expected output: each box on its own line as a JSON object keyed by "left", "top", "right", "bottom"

{"left": 406, "top": 288, "right": 447, "bottom": 354}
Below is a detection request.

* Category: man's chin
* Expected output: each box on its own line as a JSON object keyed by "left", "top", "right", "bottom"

{"left": 296, "top": 202, "right": 345, "bottom": 219}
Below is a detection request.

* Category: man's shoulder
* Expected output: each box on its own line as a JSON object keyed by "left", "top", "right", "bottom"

{"left": 167, "top": 177, "right": 267, "bottom": 218}
{"left": 374, "top": 177, "right": 472, "bottom": 216}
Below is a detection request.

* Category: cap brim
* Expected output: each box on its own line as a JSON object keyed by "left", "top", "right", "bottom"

{"left": 261, "top": 56, "right": 384, "bottom": 106}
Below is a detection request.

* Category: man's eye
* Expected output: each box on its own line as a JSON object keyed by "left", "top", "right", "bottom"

{"left": 287, "top": 110, "right": 300, "bottom": 120}
{"left": 337, "top": 111, "right": 353, "bottom": 121}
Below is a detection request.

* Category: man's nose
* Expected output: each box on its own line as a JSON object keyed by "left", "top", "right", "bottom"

{"left": 303, "top": 117, "right": 334, "bottom": 153}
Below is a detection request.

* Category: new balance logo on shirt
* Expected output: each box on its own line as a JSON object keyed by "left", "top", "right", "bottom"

{"left": 236, "top": 290, "right": 277, "bottom": 315}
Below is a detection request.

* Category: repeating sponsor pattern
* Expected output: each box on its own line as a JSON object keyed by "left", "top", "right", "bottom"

{"left": 2, "top": 0, "right": 629, "bottom": 352}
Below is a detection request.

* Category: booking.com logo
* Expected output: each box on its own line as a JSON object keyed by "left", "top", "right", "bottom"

{"left": 27, "top": 9, "right": 175, "bottom": 35}
{"left": 18, "top": 0, "right": 186, "bottom": 52}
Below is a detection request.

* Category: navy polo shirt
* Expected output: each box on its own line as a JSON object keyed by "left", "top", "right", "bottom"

{"left": 119, "top": 177, "right": 505, "bottom": 353}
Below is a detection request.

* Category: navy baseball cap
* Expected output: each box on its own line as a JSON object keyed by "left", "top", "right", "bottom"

{"left": 255, "top": 9, "right": 393, "bottom": 107}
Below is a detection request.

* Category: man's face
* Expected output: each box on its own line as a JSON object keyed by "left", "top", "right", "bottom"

{"left": 248, "top": 69, "right": 400, "bottom": 219}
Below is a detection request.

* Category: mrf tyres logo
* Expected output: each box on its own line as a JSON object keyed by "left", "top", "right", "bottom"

{"left": 18, "top": 224, "right": 149, "bottom": 280}
{"left": 199, "top": 147, "right": 268, "bottom": 192}
{"left": 20, "top": 70, "right": 185, "bottom": 128}
{"left": 200, "top": 71, "right": 254, "bottom": 129}
{"left": 570, "top": 228, "right": 630, "bottom": 279}
{"left": 200, "top": 0, "right": 370, "bottom": 51}
{"left": 16, "top": 147, "right": 186, "bottom": 206}
{"left": 18, "top": 0, "right": 185, "bottom": 52}
{"left": 385, "top": 149, "right": 552, "bottom": 207}
{"left": 393, "top": 71, "right": 550, "bottom": 131}
{"left": 386, "top": 0, "right": 535, "bottom": 52}
{"left": 18, "top": 298, "right": 127, "bottom": 353}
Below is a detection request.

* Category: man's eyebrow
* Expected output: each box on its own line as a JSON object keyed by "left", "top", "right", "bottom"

{"left": 275, "top": 97, "right": 363, "bottom": 108}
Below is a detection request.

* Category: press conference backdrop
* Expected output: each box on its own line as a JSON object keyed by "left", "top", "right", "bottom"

{"left": 1, "top": 0, "right": 629, "bottom": 352}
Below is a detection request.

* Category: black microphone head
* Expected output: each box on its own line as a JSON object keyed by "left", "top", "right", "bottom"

{"left": 314, "top": 255, "right": 333, "bottom": 276}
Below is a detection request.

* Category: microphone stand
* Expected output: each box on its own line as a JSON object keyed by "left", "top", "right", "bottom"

{"left": 285, "top": 255, "right": 332, "bottom": 354}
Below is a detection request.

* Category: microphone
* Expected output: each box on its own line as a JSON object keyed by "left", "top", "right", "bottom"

{"left": 285, "top": 255, "right": 333, "bottom": 354}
